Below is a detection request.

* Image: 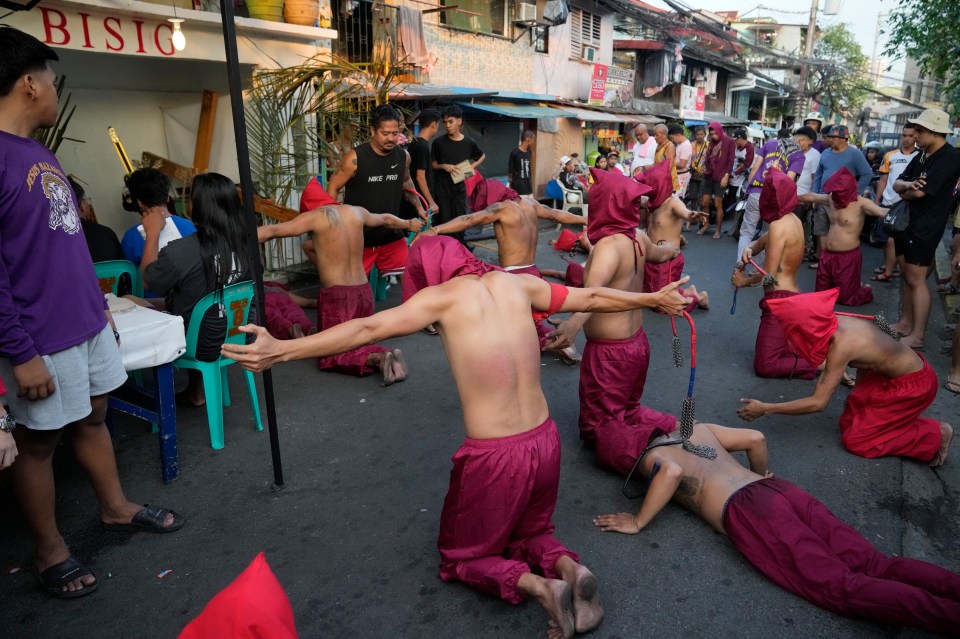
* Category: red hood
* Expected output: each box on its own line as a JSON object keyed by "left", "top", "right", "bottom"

{"left": 402, "top": 235, "right": 500, "bottom": 302}
{"left": 823, "top": 167, "right": 859, "bottom": 209}
{"left": 469, "top": 178, "right": 519, "bottom": 212}
{"left": 586, "top": 167, "right": 651, "bottom": 244}
{"left": 636, "top": 160, "right": 673, "bottom": 210}
{"left": 759, "top": 168, "right": 799, "bottom": 223}
{"left": 766, "top": 288, "right": 840, "bottom": 366}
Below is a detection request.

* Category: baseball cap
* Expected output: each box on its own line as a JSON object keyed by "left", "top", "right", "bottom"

{"left": 825, "top": 124, "right": 849, "bottom": 139}
{"left": 560, "top": 155, "right": 572, "bottom": 165}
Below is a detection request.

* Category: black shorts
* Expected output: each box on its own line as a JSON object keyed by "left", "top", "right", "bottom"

{"left": 894, "top": 232, "right": 940, "bottom": 267}
{"left": 702, "top": 179, "right": 726, "bottom": 199}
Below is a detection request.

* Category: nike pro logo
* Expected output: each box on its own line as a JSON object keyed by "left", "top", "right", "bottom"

{"left": 390, "top": 163, "right": 400, "bottom": 168}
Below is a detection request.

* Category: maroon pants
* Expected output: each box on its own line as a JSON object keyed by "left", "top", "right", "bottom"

{"left": 815, "top": 247, "right": 873, "bottom": 306}
{"left": 437, "top": 417, "right": 579, "bottom": 603}
{"left": 642, "top": 253, "right": 697, "bottom": 312}
{"left": 839, "top": 356, "right": 941, "bottom": 461}
{"left": 316, "top": 284, "right": 387, "bottom": 375}
{"left": 264, "top": 291, "right": 315, "bottom": 340}
{"left": 754, "top": 290, "right": 818, "bottom": 380}
{"left": 506, "top": 265, "right": 552, "bottom": 347}
{"left": 725, "top": 477, "right": 960, "bottom": 635}
{"left": 578, "top": 329, "right": 677, "bottom": 475}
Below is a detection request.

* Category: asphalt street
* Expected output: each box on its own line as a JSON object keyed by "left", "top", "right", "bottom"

{"left": 1, "top": 221, "right": 957, "bottom": 639}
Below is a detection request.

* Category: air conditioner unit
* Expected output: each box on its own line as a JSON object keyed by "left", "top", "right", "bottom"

{"left": 513, "top": 2, "right": 537, "bottom": 24}
{"left": 581, "top": 45, "right": 597, "bottom": 63}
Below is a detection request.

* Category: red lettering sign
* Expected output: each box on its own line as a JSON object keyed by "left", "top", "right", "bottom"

{"left": 104, "top": 17, "right": 123, "bottom": 51}
{"left": 133, "top": 19, "right": 147, "bottom": 54}
{"left": 40, "top": 8, "right": 70, "bottom": 46}
{"left": 154, "top": 23, "right": 174, "bottom": 56}
{"left": 78, "top": 13, "right": 94, "bottom": 49}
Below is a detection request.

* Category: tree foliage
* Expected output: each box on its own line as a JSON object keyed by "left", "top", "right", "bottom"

{"left": 884, "top": 0, "right": 960, "bottom": 113}
{"left": 810, "top": 24, "right": 871, "bottom": 117}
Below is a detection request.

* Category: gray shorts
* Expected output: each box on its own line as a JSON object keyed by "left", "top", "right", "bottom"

{"left": 0, "top": 324, "right": 127, "bottom": 430}
{"left": 812, "top": 203, "right": 830, "bottom": 236}
{"left": 702, "top": 179, "right": 726, "bottom": 199}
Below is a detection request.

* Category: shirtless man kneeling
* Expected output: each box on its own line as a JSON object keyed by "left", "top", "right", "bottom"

{"left": 800, "top": 167, "right": 887, "bottom": 306}
{"left": 594, "top": 422, "right": 960, "bottom": 635}
{"left": 224, "top": 235, "right": 690, "bottom": 638}
{"left": 738, "top": 288, "right": 952, "bottom": 465}
{"left": 257, "top": 202, "right": 422, "bottom": 386}
{"left": 732, "top": 169, "right": 818, "bottom": 379}
{"left": 423, "top": 178, "right": 587, "bottom": 362}
{"left": 640, "top": 161, "right": 709, "bottom": 311}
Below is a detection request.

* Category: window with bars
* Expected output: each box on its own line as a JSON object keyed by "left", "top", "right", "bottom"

{"left": 570, "top": 8, "right": 602, "bottom": 61}
{"left": 440, "top": 1, "right": 508, "bottom": 37}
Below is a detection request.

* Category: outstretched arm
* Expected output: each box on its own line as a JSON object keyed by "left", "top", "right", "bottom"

{"left": 593, "top": 453, "right": 682, "bottom": 534}
{"left": 426, "top": 206, "right": 500, "bottom": 236}
{"left": 738, "top": 346, "right": 848, "bottom": 421}
{"left": 533, "top": 202, "right": 587, "bottom": 226}
{"left": 257, "top": 209, "right": 322, "bottom": 243}
{"left": 222, "top": 284, "right": 449, "bottom": 372}
{"left": 798, "top": 192, "right": 830, "bottom": 205}
{"left": 548, "top": 276, "right": 690, "bottom": 316}
{"left": 359, "top": 209, "right": 424, "bottom": 234}
{"left": 703, "top": 424, "right": 768, "bottom": 475}
{"left": 541, "top": 246, "right": 619, "bottom": 350}
{"left": 859, "top": 197, "right": 889, "bottom": 218}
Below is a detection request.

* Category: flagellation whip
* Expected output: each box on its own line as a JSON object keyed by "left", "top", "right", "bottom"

{"left": 622, "top": 310, "right": 716, "bottom": 499}
{"left": 730, "top": 258, "right": 775, "bottom": 315}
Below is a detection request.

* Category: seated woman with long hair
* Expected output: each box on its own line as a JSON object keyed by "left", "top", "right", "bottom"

{"left": 137, "top": 172, "right": 256, "bottom": 406}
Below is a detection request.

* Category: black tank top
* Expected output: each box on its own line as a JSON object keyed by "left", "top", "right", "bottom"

{"left": 344, "top": 142, "right": 405, "bottom": 247}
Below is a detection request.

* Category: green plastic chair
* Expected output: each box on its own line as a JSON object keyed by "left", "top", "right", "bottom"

{"left": 175, "top": 281, "right": 263, "bottom": 450}
{"left": 93, "top": 260, "right": 143, "bottom": 297}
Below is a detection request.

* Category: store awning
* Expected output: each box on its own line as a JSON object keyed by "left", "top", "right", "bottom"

{"left": 660, "top": 110, "right": 749, "bottom": 126}
{"left": 392, "top": 84, "right": 497, "bottom": 100}
{"left": 456, "top": 101, "right": 575, "bottom": 118}
{"left": 551, "top": 105, "right": 625, "bottom": 123}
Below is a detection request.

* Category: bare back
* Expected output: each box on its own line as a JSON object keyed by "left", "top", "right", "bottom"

{"left": 491, "top": 200, "right": 540, "bottom": 267}
{"left": 646, "top": 198, "right": 686, "bottom": 247}
{"left": 834, "top": 316, "right": 925, "bottom": 378}
{"left": 434, "top": 272, "right": 550, "bottom": 438}
{"left": 644, "top": 425, "right": 761, "bottom": 532}
{"left": 764, "top": 213, "right": 805, "bottom": 293}
{"left": 582, "top": 233, "right": 646, "bottom": 340}
{"left": 308, "top": 205, "right": 370, "bottom": 288}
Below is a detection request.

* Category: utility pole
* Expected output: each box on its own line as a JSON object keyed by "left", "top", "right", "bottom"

{"left": 794, "top": 0, "right": 819, "bottom": 121}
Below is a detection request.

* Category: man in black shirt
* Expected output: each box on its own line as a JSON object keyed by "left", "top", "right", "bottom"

{"left": 68, "top": 176, "right": 123, "bottom": 263}
{"left": 508, "top": 130, "right": 535, "bottom": 196}
{"left": 431, "top": 105, "right": 485, "bottom": 244}
{"left": 327, "top": 104, "right": 426, "bottom": 279}
{"left": 409, "top": 108, "right": 440, "bottom": 215}
{"left": 891, "top": 108, "right": 960, "bottom": 349}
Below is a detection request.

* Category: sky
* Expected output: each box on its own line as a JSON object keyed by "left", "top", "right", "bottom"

{"left": 643, "top": 0, "right": 909, "bottom": 86}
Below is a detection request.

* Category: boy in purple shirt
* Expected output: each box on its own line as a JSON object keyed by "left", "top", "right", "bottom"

{"left": 738, "top": 135, "right": 807, "bottom": 263}
{"left": 0, "top": 26, "right": 183, "bottom": 600}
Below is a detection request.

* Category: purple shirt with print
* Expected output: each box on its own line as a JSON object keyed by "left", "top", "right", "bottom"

{"left": 746, "top": 139, "right": 806, "bottom": 195}
{"left": 0, "top": 130, "right": 107, "bottom": 365}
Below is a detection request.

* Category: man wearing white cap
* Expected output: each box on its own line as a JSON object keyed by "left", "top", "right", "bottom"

{"left": 558, "top": 155, "right": 589, "bottom": 204}
{"left": 891, "top": 108, "right": 960, "bottom": 349}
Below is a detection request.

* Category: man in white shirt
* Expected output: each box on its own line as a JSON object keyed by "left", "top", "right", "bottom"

{"left": 630, "top": 124, "right": 657, "bottom": 177}
{"left": 793, "top": 126, "right": 821, "bottom": 259}
{"left": 670, "top": 125, "right": 693, "bottom": 198}
{"left": 872, "top": 124, "right": 920, "bottom": 281}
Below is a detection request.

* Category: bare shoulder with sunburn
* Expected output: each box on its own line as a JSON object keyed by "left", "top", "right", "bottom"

{"left": 492, "top": 201, "right": 539, "bottom": 267}
{"left": 582, "top": 233, "right": 646, "bottom": 341}
{"left": 310, "top": 205, "right": 368, "bottom": 287}
{"left": 825, "top": 202, "right": 867, "bottom": 252}
{"left": 837, "top": 318, "right": 924, "bottom": 378}
{"left": 436, "top": 273, "right": 550, "bottom": 439}
{"left": 647, "top": 424, "right": 761, "bottom": 532}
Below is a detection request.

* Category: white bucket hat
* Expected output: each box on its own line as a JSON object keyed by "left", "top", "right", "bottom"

{"left": 907, "top": 108, "right": 953, "bottom": 135}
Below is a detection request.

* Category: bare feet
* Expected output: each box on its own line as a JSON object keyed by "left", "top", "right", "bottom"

{"left": 557, "top": 345, "right": 581, "bottom": 365}
{"left": 890, "top": 321, "right": 912, "bottom": 335}
{"left": 569, "top": 564, "right": 604, "bottom": 633}
{"left": 289, "top": 324, "right": 304, "bottom": 339}
{"left": 378, "top": 351, "right": 397, "bottom": 387}
{"left": 930, "top": 422, "right": 953, "bottom": 467}
{"left": 712, "top": 232, "right": 722, "bottom": 239}
{"left": 900, "top": 335, "right": 925, "bottom": 350}
{"left": 697, "top": 290, "right": 710, "bottom": 310}
{"left": 840, "top": 369, "right": 857, "bottom": 388}
{"left": 390, "top": 349, "right": 408, "bottom": 383}
{"left": 697, "top": 225, "right": 709, "bottom": 236}
{"left": 519, "top": 574, "right": 575, "bottom": 639}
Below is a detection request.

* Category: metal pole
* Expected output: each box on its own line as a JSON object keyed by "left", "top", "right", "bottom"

{"left": 219, "top": 0, "right": 285, "bottom": 489}
{"left": 795, "top": 0, "right": 818, "bottom": 121}
{"left": 761, "top": 93, "right": 768, "bottom": 127}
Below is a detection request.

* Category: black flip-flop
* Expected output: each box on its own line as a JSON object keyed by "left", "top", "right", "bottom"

{"left": 103, "top": 505, "right": 185, "bottom": 534}
{"left": 36, "top": 556, "right": 99, "bottom": 599}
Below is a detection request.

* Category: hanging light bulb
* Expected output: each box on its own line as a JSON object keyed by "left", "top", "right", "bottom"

{"left": 169, "top": 18, "right": 186, "bottom": 51}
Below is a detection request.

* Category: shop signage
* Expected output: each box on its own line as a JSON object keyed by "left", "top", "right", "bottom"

{"left": 679, "top": 85, "right": 705, "bottom": 120}
{"left": 34, "top": 6, "right": 178, "bottom": 57}
{"left": 588, "top": 64, "right": 634, "bottom": 109}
